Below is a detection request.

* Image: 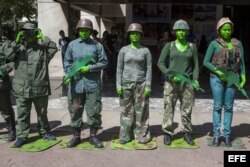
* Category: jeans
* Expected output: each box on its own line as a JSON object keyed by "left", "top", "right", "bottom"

{"left": 210, "top": 75, "right": 235, "bottom": 137}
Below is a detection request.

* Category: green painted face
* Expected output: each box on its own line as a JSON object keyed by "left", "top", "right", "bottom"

{"left": 78, "top": 28, "right": 92, "bottom": 41}
{"left": 219, "top": 23, "right": 232, "bottom": 40}
{"left": 175, "top": 29, "right": 188, "bottom": 40}
{"left": 129, "top": 31, "right": 141, "bottom": 43}
{"left": 23, "top": 30, "right": 37, "bottom": 43}
{"left": 27, "top": 36, "right": 36, "bottom": 43}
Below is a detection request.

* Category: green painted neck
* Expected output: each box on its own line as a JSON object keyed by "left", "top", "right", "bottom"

{"left": 130, "top": 41, "right": 141, "bottom": 48}
{"left": 175, "top": 38, "right": 187, "bottom": 45}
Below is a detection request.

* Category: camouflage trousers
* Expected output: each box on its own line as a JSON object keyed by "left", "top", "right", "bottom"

{"left": 119, "top": 81, "right": 151, "bottom": 143}
{"left": 68, "top": 88, "right": 102, "bottom": 129}
{"left": 162, "top": 81, "right": 194, "bottom": 135}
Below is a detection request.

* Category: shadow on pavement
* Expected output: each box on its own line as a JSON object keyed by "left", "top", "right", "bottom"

{"left": 99, "top": 126, "right": 120, "bottom": 142}
{"left": 28, "top": 120, "right": 62, "bottom": 134}
{"left": 231, "top": 123, "right": 250, "bottom": 137}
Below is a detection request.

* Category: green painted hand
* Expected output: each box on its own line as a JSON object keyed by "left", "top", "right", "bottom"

{"left": 15, "top": 31, "right": 24, "bottom": 43}
{"left": 171, "top": 75, "right": 182, "bottom": 83}
{"left": 36, "top": 29, "right": 45, "bottom": 42}
{"left": 214, "top": 70, "right": 227, "bottom": 82}
{"left": 192, "top": 80, "right": 200, "bottom": 90}
{"left": 239, "top": 74, "right": 246, "bottom": 89}
{"left": 116, "top": 87, "right": 123, "bottom": 95}
{"left": 79, "top": 66, "right": 90, "bottom": 73}
{"left": 63, "top": 76, "right": 71, "bottom": 84}
{"left": 144, "top": 88, "right": 151, "bottom": 96}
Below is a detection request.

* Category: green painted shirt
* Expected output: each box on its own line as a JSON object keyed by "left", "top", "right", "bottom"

{"left": 116, "top": 45, "right": 152, "bottom": 89}
{"left": 203, "top": 40, "right": 245, "bottom": 75}
{"left": 157, "top": 42, "right": 199, "bottom": 80}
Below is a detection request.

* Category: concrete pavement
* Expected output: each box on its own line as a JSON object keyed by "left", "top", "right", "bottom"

{"left": 0, "top": 65, "right": 250, "bottom": 167}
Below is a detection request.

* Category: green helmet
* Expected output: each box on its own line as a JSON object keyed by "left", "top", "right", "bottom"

{"left": 22, "top": 22, "right": 36, "bottom": 30}
{"left": 127, "top": 23, "right": 143, "bottom": 34}
{"left": 173, "top": 19, "right": 189, "bottom": 30}
{"left": 76, "top": 18, "right": 93, "bottom": 30}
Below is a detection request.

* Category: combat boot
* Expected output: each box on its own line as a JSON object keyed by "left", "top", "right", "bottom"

{"left": 163, "top": 133, "right": 171, "bottom": 145}
{"left": 223, "top": 137, "right": 232, "bottom": 147}
{"left": 5, "top": 115, "right": 16, "bottom": 141}
{"left": 89, "top": 128, "right": 104, "bottom": 148}
{"left": 213, "top": 137, "right": 220, "bottom": 147}
{"left": 12, "top": 138, "right": 27, "bottom": 148}
{"left": 67, "top": 128, "right": 81, "bottom": 148}
{"left": 183, "top": 133, "right": 195, "bottom": 145}
{"left": 42, "top": 132, "right": 56, "bottom": 140}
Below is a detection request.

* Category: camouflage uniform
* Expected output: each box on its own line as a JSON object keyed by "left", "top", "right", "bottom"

{"left": 162, "top": 82, "right": 194, "bottom": 135}
{"left": 117, "top": 44, "right": 152, "bottom": 143}
{"left": 158, "top": 41, "right": 199, "bottom": 135}
{"left": 120, "top": 81, "right": 150, "bottom": 143}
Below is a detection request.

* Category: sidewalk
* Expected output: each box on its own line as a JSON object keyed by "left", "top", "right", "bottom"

{"left": 0, "top": 65, "right": 250, "bottom": 167}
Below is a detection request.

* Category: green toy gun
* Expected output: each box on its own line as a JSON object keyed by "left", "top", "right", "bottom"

{"left": 55, "top": 55, "right": 96, "bottom": 90}
{"left": 219, "top": 68, "right": 249, "bottom": 99}
{"left": 168, "top": 71, "right": 205, "bottom": 92}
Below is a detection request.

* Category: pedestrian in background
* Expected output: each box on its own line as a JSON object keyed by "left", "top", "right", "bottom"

{"left": 92, "top": 29, "right": 101, "bottom": 42}
{"left": 58, "top": 30, "right": 71, "bottom": 72}
{"left": 107, "top": 26, "right": 118, "bottom": 78}
{"left": 157, "top": 30, "right": 172, "bottom": 85}
{"left": 203, "top": 17, "right": 246, "bottom": 147}
{"left": 116, "top": 23, "right": 152, "bottom": 144}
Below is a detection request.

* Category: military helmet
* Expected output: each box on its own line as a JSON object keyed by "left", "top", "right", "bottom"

{"left": 216, "top": 17, "right": 234, "bottom": 34}
{"left": 76, "top": 18, "right": 93, "bottom": 30}
{"left": 22, "top": 22, "right": 36, "bottom": 30}
{"left": 173, "top": 19, "right": 189, "bottom": 30}
{"left": 127, "top": 23, "right": 143, "bottom": 34}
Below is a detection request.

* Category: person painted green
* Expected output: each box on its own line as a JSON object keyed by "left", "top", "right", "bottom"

{"left": 116, "top": 23, "right": 152, "bottom": 144}
{"left": 64, "top": 18, "right": 108, "bottom": 148}
{"left": 3, "top": 22, "right": 58, "bottom": 147}
{"left": 203, "top": 17, "right": 246, "bottom": 147}
{"left": 0, "top": 40, "right": 16, "bottom": 142}
{"left": 157, "top": 19, "right": 199, "bottom": 145}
